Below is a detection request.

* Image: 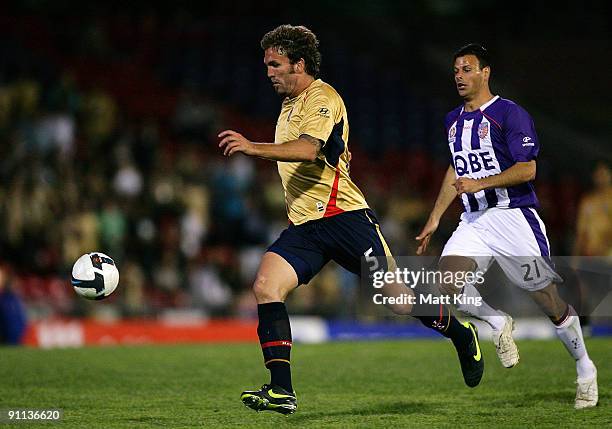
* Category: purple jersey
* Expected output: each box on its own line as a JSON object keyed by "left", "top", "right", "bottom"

{"left": 444, "top": 96, "right": 540, "bottom": 212}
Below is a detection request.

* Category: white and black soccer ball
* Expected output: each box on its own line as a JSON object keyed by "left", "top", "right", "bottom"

{"left": 71, "top": 252, "right": 119, "bottom": 300}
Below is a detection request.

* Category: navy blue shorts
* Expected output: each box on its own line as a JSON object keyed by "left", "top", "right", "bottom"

{"left": 268, "top": 209, "right": 393, "bottom": 285}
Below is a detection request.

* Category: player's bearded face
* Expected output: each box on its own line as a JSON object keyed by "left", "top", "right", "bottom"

{"left": 454, "top": 55, "right": 487, "bottom": 99}
{"left": 272, "top": 66, "right": 297, "bottom": 97}
{"left": 264, "top": 48, "right": 298, "bottom": 97}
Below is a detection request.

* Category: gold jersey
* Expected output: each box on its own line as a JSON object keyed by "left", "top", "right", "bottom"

{"left": 274, "top": 79, "right": 368, "bottom": 225}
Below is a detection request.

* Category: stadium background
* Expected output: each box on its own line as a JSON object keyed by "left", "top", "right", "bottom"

{"left": 0, "top": 1, "right": 610, "bottom": 346}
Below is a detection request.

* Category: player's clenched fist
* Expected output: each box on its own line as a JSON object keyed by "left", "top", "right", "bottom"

{"left": 218, "top": 130, "right": 257, "bottom": 157}
{"left": 453, "top": 177, "right": 483, "bottom": 195}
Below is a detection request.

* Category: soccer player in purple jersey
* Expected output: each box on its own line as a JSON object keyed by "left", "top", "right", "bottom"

{"left": 416, "top": 43, "right": 598, "bottom": 409}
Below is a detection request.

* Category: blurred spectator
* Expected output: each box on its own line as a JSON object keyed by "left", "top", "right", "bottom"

{"left": 62, "top": 200, "right": 100, "bottom": 265}
{"left": 153, "top": 250, "right": 182, "bottom": 293}
{"left": 572, "top": 162, "right": 611, "bottom": 333}
{"left": 99, "top": 201, "right": 128, "bottom": 261}
{"left": 574, "top": 162, "right": 612, "bottom": 257}
{"left": 0, "top": 264, "right": 27, "bottom": 345}
{"left": 44, "top": 72, "right": 81, "bottom": 115}
{"left": 33, "top": 112, "right": 75, "bottom": 156}
{"left": 113, "top": 146, "right": 144, "bottom": 198}
{"left": 121, "top": 259, "right": 147, "bottom": 316}
{"left": 180, "top": 184, "right": 210, "bottom": 258}
{"left": 81, "top": 87, "right": 117, "bottom": 143}
{"left": 174, "top": 90, "right": 220, "bottom": 139}
{"left": 11, "top": 79, "right": 40, "bottom": 119}
{"left": 188, "top": 257, "right": 233, "bottom": 316}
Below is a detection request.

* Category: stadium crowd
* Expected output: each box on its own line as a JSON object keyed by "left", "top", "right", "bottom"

{"left": 0, "top": 11, "right": 604, "bottom": 322}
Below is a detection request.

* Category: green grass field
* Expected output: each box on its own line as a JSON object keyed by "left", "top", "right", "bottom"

{"left": 0, "top": 339, "right": 609, "bottom": 428}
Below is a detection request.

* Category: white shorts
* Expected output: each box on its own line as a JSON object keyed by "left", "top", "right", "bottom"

{"left": 441, "top": 207, "right": 562, "bottom": 291}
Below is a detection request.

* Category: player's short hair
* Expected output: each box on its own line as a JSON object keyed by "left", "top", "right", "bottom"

{"left": 261, "top": 24, "right": 321, "bottom": 78}
{"left": 454, "top": 43, "right": 491, "bottom": 70}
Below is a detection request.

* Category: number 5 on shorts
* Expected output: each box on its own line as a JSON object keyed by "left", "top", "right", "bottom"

{"left": 364, "top": 247, "right": 380, "bottom": 272}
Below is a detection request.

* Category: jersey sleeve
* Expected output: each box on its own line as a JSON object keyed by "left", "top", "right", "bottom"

{"left": 503, "top": 104, "right": 539, "bottom": 162}
{"left": 298, "top": 90, "right": 337, "bottom": 145}
{"left": 445, "top": 124, "right": 454, "bottom": 165}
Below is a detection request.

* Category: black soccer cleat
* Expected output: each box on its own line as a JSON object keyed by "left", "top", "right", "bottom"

{"left": 455, "top": 322, "right": 484, "bottom": 388}
{"left": 240, "top": 384, "right": 297, "bottom": 415}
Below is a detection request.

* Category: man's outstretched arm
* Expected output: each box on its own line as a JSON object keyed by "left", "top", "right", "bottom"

{"left": 416, "top": 165, "right": 458, "bottom": 255}
{"left": 218, "top": 130, "right": 321, "bottom": 162}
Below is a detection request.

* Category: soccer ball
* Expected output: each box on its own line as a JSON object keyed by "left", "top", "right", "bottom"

{"left": 71, "top": 252, "right": 119, "bottom": 300}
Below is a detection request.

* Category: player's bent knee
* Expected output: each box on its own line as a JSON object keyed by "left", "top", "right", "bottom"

{"left": 438, "top": 255, "right": 477, "bottom": 296}
{"left": 439, "top": 256, "right": 477, "bottom": 273}
{"left": 252, "top": 275, "right": 284, "bottom": 303}
{"left": 380, "top": 282, "right": 414, "bottom": 315}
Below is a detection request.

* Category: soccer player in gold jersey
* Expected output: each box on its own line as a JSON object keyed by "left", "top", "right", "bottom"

{"left": 218, "top": 25, "right": 483, "bottom": 415}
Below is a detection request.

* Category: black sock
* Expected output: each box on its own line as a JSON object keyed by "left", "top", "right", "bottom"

{"left": 415, "top": 310, "right": 472, "bottom": 348}
{"left": 411, "top": 283, "right": 471, "bottom": 348}
{"left": 257, "top": 302, "right": 293, "bottom": 392}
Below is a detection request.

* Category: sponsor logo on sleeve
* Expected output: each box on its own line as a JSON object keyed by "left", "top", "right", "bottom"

{"left": 522, "top": 136, "right": 535, "bottom": 146}
{"left": 317, "top": 107, "right": 330, "bottom": 117}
